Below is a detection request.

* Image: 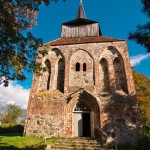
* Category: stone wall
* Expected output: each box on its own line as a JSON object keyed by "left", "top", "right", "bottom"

{"left": 24, "top": 92, "right": 66, "bottom": 137}
{"left": 98, "top": 92, "right": 140, "bottom": 145}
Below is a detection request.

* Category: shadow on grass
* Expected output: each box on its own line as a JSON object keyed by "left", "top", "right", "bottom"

{"left": 0, "top": 133, "right": 23, "bottom": 136}
{"left": 0, "top": 145, "right": 46, "bottom": 150}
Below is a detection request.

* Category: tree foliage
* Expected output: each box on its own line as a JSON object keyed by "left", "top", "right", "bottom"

{"left": 0, "top": 0, "right": 66, "bottom": 86}
{"left": 133, "top": 69, "right": 150, "bottom": 134}
{"left": 129, "top": 0, "right": 150, "bottom": 52}
{"left": 1, "top": 104, "right": 22, "bottom": 124}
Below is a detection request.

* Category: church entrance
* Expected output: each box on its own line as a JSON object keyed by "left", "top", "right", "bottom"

{"left": 73, "top": 101, "right": 93, "bottom": 137}
{"left": 82, "top": 113, "right": 91, "bottom": 137}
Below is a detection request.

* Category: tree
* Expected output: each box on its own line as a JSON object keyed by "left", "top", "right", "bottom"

{"left": 0, "top": 112, "right": 3, "bottom": 124}
{"left": 1, "top": 104, "right": 22, "bottom": 124}
{"left": 133, "top": 69, "right": 150, "bottom": 134}
{"left": 0, "top": 0, "right": 66, "bottom": 86}
{"left": 129, "top": 0, "right": 150, "bottom": 52}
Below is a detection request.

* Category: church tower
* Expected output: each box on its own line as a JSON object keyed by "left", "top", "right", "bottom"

{"left": 24, "top": 1, "right": 140, "bottom": 145}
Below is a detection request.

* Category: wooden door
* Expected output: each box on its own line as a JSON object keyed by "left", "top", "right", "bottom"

{"left": 73, "top": 113, "right": 83, "bottom": 137}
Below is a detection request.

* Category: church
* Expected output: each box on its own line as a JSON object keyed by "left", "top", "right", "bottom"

{"left": 24, "top": 1, "right": 140, "bottom": 145}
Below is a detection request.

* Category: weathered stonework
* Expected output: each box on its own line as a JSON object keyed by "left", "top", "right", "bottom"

{"left": 24, "top": 2, "right": 140, "bottom": 146}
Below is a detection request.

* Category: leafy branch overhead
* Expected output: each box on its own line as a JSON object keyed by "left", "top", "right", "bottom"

{"left": 129, "top": 0, "right": 150, "bottom": 52}
{"left": 0, "top": 0, "right": 66, "bottom": 86}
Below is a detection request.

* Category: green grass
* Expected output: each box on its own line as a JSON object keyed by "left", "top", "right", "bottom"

{"left": 0, "top": 135, "right": 57, "bottom": 150}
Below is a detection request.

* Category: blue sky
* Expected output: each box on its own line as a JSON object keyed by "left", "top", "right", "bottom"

{"left": 0, "top": 0, "right": 150, "bottom": 109}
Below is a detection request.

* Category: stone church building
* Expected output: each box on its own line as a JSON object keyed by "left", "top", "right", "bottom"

{"left": 24, "top": 1, "right": 140, "bottom": 145}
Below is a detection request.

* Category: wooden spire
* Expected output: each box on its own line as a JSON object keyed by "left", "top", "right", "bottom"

{"left": 76, "top": 0, "right": 86, "bottom": 19}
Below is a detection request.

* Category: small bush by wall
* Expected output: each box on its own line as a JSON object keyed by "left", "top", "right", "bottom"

{"left": 0, "top": 124, "right": 24, "bottom": 135}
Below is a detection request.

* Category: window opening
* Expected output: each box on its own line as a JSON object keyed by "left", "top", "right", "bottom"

{"left": 57, "top": 59, "right": 65, "bottom": 93}
{"left": 83, "top": 63, "right": 86, "bottom": 72}
{"left": 76, "top": 62, "right": 80, "bottom": 71}
{"left": 100, "top": 58, "right": 109, "bottom": 91}
{"left": 45, "top": 60, "right": 51, "bottom": 90}
{"left": 74, "top": 101, "right": 90, "bottom": 112}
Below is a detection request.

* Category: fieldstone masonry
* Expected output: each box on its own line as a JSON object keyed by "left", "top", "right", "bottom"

{"left": 24, "top": 1, "right": 140, "bottom": 146}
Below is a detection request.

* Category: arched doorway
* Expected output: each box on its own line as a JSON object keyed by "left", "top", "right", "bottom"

{"left": 73, "top": 101, "right": 93, "bottom": 137}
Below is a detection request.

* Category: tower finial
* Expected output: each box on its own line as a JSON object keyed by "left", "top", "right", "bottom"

{"left": 76, "top": 0, "right": 86, "bottom": 19}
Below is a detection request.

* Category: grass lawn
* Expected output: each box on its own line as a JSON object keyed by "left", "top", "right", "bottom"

{"left": 0, "top": 135, "right": 57, "bottom": 150}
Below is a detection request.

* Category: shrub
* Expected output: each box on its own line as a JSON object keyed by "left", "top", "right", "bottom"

{"left": 0, "top": 124, "right": 24, "bottom": 135}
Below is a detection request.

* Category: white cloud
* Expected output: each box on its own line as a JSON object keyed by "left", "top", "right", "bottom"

{"left": 0, "top": 81, "right": 30, "bottom": 109}
{"left": 130, "top": 53, "right": 150, "bottom": 66}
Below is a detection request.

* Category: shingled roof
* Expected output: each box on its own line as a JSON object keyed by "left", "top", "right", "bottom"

{"left": 62, "top": 18, "right": 98, "bottom": 26}
{"left": 48, "top": 36, "right": 124, "bottom": 46}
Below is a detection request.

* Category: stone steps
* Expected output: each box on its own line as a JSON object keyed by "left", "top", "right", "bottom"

{"left": 46, "top": 138, "right": 112, "bottom": 150}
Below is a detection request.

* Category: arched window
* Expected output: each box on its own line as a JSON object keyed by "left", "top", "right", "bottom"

{"left": 113, "top": 57, "right": 125, "bottom": 90}
{"left": 76, "top": 62, "right": 80, "bottom": 71}
{"left": 100, "top": 58, "right": 110, "bottom": 91}
{"left": 57, "top": 59, "right": 65, "bottom": 93}
{"left": 45, "top": 59, "right": 51, "bottom": 90}
{"left": 74, "top": 101, "right": 91, "bottom": 112}
{"left": 83, "top": 63, "right": 86, "bottom": 72}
